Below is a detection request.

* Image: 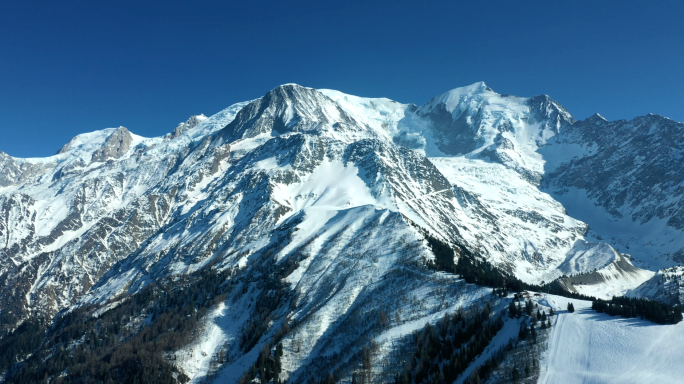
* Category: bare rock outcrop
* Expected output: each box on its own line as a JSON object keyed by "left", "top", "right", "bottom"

{"left": 90, "top": 127, "right": 133, "bottom": 163}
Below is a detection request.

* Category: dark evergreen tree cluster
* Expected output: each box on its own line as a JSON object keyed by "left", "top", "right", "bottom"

{"left": 240, "top": 277, "right": 290, "bottom": 352}
{"left": 236, "top": 343, "right": 283, "bottom": 384}
{"left": 240, "top": 249, "right": 300, "bottom": 352}
{"left": 1, "top": 263, "right": 235, "bottom": 384}
{"left": 0, "top": 318, "right": 46, "bottom": 374}
{"left": 424, "top": 235, "right": 595, "bottom": 302}
{"left": 233, "top": 247, "right": 309, "bottom": 384}
{"left": 392, "top": 303, "right": 503, "bottom": 384}
{"left": 518, "top": 322, "right": 538, "bottom": 342}
{"left": 508, "top": 300, "right": 518, "bottom": 317}
{"left": 463, "top": 334, "right": 542, "bottom": 384}
{"left": 592, "top": 297, "right": 683, "bottom": 324}
{"left": 421, "top": 224, "right": 602, "bottom": 303}
{"left": 424, "top": 235, "right": 458, "bottom": 274}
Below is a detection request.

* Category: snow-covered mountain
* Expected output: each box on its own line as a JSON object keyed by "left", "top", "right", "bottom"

{"left": 1, "top": 82, "right": 683, "bottom": 383}
{"left": 541, "top": 112, "right": 684, "bottom": 271}
{"left": 629, "top": 266, "right": 684, "bottom": 305}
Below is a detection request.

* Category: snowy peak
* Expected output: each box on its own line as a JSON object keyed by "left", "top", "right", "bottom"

{"left": 586, "top": 113, "right": 608, "bottom": 123}
{"left": 0, "top": 150, "right": 56, "bottom": 187}
{"left": 526, "top": 94, "right": 575, "bottom": 127}
{"left": 219, "top": 84, "right": 358, "bottom": 142}
{"left": 416, "top": 83, "right": 575, "bottom": 183}
{"left": 420, "top": 81, "right": 493, "bottom": 113}
{"left": 56, "top": 128, "right": 121, "bottom": 157}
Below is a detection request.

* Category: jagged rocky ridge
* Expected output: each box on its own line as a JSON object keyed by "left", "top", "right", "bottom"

{"left": 1, "top": 83, "right": 683, "bottom": 382}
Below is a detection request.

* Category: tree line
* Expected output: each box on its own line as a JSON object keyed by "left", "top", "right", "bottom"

{"left": 592, "top": 296, "right": 683, "bottom": 324}
{"left": 425, "top": 234, "right": 684, "bottom": 326}
{"left": 424, "top": 235, "right": 594, "bottom": 301}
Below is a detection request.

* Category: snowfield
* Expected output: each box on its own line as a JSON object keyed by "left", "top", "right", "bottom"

{"left": 538, "top": 295, "right": 684, "bottom": 384}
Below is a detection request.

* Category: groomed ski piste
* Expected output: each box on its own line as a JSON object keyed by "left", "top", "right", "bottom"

{"left": 537, "top": 294, "right": 684, "bottom": 384}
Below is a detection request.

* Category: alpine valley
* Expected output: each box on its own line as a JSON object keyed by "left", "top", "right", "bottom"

{"left": 1, "top": 83, "right": 683, "bottom": 384}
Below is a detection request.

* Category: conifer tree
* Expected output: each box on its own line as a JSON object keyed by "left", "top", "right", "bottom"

{"left": 567, "top": 302, "right": 575, "bottom": 313}
{"left": 674, "top": 308, "right": 683, "bottom": 323}
{"left": 530, "top": 324, "right": 537, "bottom": 341}
{"left": 509, "top": 301, "right": 518, "bottom": 317}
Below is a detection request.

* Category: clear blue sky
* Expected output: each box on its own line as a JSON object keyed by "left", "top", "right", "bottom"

{"left": 1, "top": 0, "right": 682, "bottom": 157}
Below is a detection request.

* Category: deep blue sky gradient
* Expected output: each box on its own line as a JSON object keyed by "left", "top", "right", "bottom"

{"left": 1, "top": 0, "right": 683, "bottom": 157}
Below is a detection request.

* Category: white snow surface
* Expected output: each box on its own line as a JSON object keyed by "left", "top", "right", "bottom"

{"left": 538, "top": 294, "right": 684, "bottom": 384}
{"left": 430, "top": 156, "right": 588, "bottom": 282}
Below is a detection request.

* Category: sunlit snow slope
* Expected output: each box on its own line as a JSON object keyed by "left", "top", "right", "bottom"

{"left": 538, "top": 295, "right": 684, "bottom": 384}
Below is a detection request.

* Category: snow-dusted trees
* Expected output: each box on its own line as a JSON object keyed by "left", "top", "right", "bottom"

{"left": 393, "top": 302, "right": 503, "bottom": 384}
{"left": 509, "top": 301, "right": 518, "bottom": 317}
{"left": 2, "top": 264, "right": 236, "bottom": 384}
{"left": 361, "top": 345, "right": 372, "bottom": 383}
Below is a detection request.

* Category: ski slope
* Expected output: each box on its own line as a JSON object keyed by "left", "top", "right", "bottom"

{"left": 538, "top": 295, "right": 684, "bottom": 384}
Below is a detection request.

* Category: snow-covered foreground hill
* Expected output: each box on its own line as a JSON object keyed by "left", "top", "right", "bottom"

{"left": 538, "top": 295, "right": 684, "bottom": 384}
{"left": 1, "top": 82, "right": 684, "bottom": 383}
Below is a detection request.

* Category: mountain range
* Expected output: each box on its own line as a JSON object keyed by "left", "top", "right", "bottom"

{"left": 1, "top": 82, "right": 683, "bottom": 383}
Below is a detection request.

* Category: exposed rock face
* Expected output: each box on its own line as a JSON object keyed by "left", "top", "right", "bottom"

{"left": 0, "top": 151, "right": 21, "bottom": 187}
{"left": 629, "top": 266, "right": 684, "bottom": 305}
{"left": 544, "top": 114, "right": 684, "bottom": 226}
{"left": 539, "top": 113, "right": 684, "bottom": 269}
{"left": 0, "top": 151, "right": 54, "bottom": 187}
{"left": 90, "top": 127, "right": 133, "bottom": 163}
{"left": 168, "top": 115, "right": 207, "bottom": 139}
{"left": 220, "top": 84, "right": 360, "bottom": 142}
